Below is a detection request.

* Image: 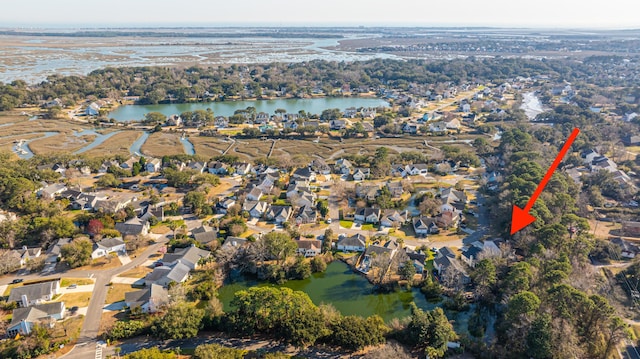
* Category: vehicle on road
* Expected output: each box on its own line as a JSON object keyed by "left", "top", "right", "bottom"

{"left": 326, "top": 218, "right": 332, "bottom": 224}
{"left": 68, "top": 284, "right": 77, "bottom": 289}
{"left": 11, "top": 278, "right": 23, "bottom": 284}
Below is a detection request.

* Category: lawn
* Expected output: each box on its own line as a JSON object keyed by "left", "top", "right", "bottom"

{"left": 118, "top": 266, "right": 153, "bottom": 278}
{"left": 340, "top": 220, "right": 353, "bottom": 229}
{"left": 151, "top": 224, "right": 171, "bottom": 234}
{"left": 55, "top": 292, "right": 93, "bottom": 308}
{"left": 51, "top": 315, "right": 84, "bottom": 340}
{"left": 106, "top": 283, "right": 139, "bottom": 304}
{"left": 71, "top": 255, "right": 122, "bottom": 271}
{"left": 60, "top": 278, "right": 95, "bottom": 287}
{"left": 361, "top": 224, "right": 376, "bottom": 231}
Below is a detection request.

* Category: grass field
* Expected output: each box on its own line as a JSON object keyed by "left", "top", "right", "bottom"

{"left": 71, "top": 255, "right": 122, "bottom": 271}
{"left": 106, "top": 283, "right": 139, "bottom": 304}
{"left": 142, "top": 132, "right": 186, "bottom": 157}
{"left": 29, "top": 133, "right": 96, "bottom": 154}
{"left": 118, "top": 266, "right": 153, "bottom": 278}
{"left": 60, "top": 278, "right": 95, "bottom": 287}
{"left": 190, "top": 136, "right": 231, "bottom": 158}
{"left": 340, "top": 220, "right": 353, "bottom": 229}
{"left": 83, "top": 130, "right": 143, "bottom": 157}
{"left": 55, "top": 292, "right": 93, "bottom": 307}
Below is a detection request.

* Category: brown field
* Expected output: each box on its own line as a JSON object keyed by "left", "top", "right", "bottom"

{"left": 82, "top": 130, "right": 143, "bottom": 157}
{"left": 189, "top": 136, "right": 231, "bottom": 158}
{"left": 29, "top": 133, "right": 96, "bottom": 154}
{"left": 118, "top": 266, "right": 153, "bottom": 278}
{"left": 142, "top": 132, "right": 186, "bottom": 157}
{"left": 54, "top": 292, "right": 93, "bottom": 308}
{"left": 106, "top": 283, "right": 138, "bottom": 303}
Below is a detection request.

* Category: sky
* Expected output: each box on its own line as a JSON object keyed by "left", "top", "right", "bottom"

{"left": 0, "top": 0, "right": 637, "bottom": 29}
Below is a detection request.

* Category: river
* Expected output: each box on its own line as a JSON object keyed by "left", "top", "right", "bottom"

{"left": 217, "top": 261, "right": 437, "bottom": 322}
{"left": 520, "top": 91, "right": 545, "bottom": 120}
{"left": 108, "top": 97, "right": 388, "bottom": 122}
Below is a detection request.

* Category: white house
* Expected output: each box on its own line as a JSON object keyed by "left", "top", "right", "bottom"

{"left": 145, "top": 158, "right": 162, "bottom": 173}
{"left": 7, "top": 302, "right": 65, "bottom": 336}
{"left": 337, "top": 234, "right": 366, "bottom": 252}
{"left": 296, "top": 239, "right": 322, "bottom": 257}
{"left": 124, "top": 284, "right": 169, "bottom": 313}
{"left": 8, "top": 280, "right": 61, "bottom": 307}
{"left": 91, "top": 237, "right": 126, "bottom": 259}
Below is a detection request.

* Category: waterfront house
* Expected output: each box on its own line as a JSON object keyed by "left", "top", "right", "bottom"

{"left": 296, "top": 239, "right": 322, "bottom": 257}
{"left": 337, "top": 234, "right": 366, "bottom": 252}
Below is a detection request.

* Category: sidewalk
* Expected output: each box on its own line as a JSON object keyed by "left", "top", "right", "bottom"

{"left": 118, "top": 252, "right": 132, "bottom": 265}
{"left": 110, "top": 276, "right": 144, "bottom": 285}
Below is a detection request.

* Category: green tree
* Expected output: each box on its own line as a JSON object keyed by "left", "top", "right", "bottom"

{"left": 143, "top": 112, "right": 167, "bottom": 125}
{"left": 403, "top": 304, "right": 456, "bottom": 358}
{"left": 310, "top": 256, "right": 327, "bottom": 273}
{"left": 61, "top": 238, "right": 93, "bottom": 268}
{"left": 184, "top": 191, "right": 211, "bottom": 217}
{"left": 289, "top": 256, "right": 311, "bottom": 280}
{"left": 329, "top": 315, "right": 388, "bottom": 350}
{"left": 124, "top": 347, "right": 176, "bottom": 359}
{"left": 193, "top": 344, "right": 244, "bottom": 359}
{"left": 152, "top": 303, "right": 205, "bottom": 339}
{"left": 263, "top": 232, "right": 297, "bottom": 264}
{"left": 526, "top": 314, "right": 553, "bottom": 359}
{"left": 398, "top": 260, "right": 416, "bottom": 280}
{"left": 97, "top": 173, "right": 121, "bottom": 188}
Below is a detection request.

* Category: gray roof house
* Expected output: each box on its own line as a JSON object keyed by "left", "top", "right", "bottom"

{"left": 7, "top": 302, "right": 65, "bottom": 336}
{"left": 145, "top": 262, "right": 191, "bottom": 287}
{"left": 160, "top": 245, "right": 210, "bottom": 270}
{"left": 115, "top": 217, "right": 150, "bottom": 237}
{"left": 8, "top": 280, "right": 61, "bottom": 307}
{"left": 191, "top": 225, "right": 218, "bottom": 246}
{"left": 125, "top": 284, "right": 169, "bottom": 313}
{"left": 91, "top": 237, "right": 126, "bottom": 259}
{"left": 337, "top": 234, "right": 366, "bottom": 252}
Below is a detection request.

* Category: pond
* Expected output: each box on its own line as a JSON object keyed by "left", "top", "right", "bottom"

{"left": 107, "top": 97, "right": 388, "bottom": 122}
{"left": 217, "top": 261, "right": 438, "bottom": 322}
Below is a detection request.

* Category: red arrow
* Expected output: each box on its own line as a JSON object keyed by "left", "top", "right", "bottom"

{"left": 510, "top": 127, "right": 580, "bottom": 235}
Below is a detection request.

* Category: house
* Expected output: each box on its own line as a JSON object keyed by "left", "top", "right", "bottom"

{"left": 160, "top": 245, "right": 211, "bottom": 270}
{"left": 266, "top": 205, "right": 292, "bottom": 224}
{"left": 255, "top": 112, "right": 270, "bottom": 124}
{"left": 221, "top": 236, "right": 249, "bottom": 250}
{"left": 335, "top": 159, "right": 353, "bottom": 175}
{"left": 436, "top": 210, "right": 461, "bottom": 229}
{"left": 188, "top": 161, "right": 207, "bottom": 173}
{"left": 207, "top": 161, "right": 228, "bottom": 175}
{"left": 352, "top": 168, "right": 370, "bottom": 181}
{"left": 45, "top": 238, "right": 71, "bottom": 265}
{"left": 233, "top": 162, "right": 252, "bottom": 176}
{"left": 292, "top": 192, "right": 316, "bottom": 209}
{"left": 214, "top": 116, "right": 228, "bottom": 128}
{"left": 125, "top": 284, "right": 169, "bottom": 313}
{"left": 145, "top": 262, "right": 191, "bottom": 287}
{"left": 145, "top": 158, "right": 162, "bottom": 173}
{"left": 243, "top": 200, "right": 268, "bottom": 219}
{"left": 120, "top": 156, "right": 139, "bottom": 170}
{"left": 356, "top": 184, "right": 380, "bottom": 201}
{"left": 361, "top": 108, "right": 377, "bottom": 119}
{"left": 11, "top": 246, "right": 42, "bottom": 266}
{"left": 85, "top": 102, "right": 100, "bottom": 116}
{"left": 43, "top": 98, "right": 62, "bottom": 108}
{"left": 191, "top": 225, "right": 218, "bottom": 246}
{"left": 591, "top": 156, "right": 617, "bottom": 173}
{"left": 292, "top": 167, "right": 316, "bottom": 182}
{"left": 295, "top": 205, "right": 317, "bottom": 224}
{"left": 402, "top": 122, "right": 419, "bottom": 134}
{"left": 165, "top": 114, "right": 182, "bottom": 127}
{"left": 392, "top": 164, "right": 411, "bottom": 178}
{"left": 461, "top": 244, "right": 483, "bottom": 268}
{"left": 622, "top": 222, "right": 640, "bottom": 238}
{"left": 429, "top": 122, "right": 448, "bottom": 133}
{"left": 337, "top": 234, "right": 366, "bottom": 252}
{"left": 8, "top": 280, "right": 61, "bottom": 307}
{"left": 246, "top": 187, "right": 263, "bottom": 201}
{"left": 344, "top": 107, "right": 358, "bottom": 118}
{"left": 91, "top": 237, "right": 126, "bottom": 259}
{"left": 380, "top": 210, "right": 408, "bottom": 228}
{"left": 433, "top": 251, "right": 469, "bottom": 288}
{"left": 440, "top": 188, "right": 467, "bottom": 212}
{"left": 445, "top": 119, "right": 461, "bottom": 130}
{"left": 413, "top": 217, "right": 439, "bottom": 237}
{"left": 296, "top": 239, "right": 322, "bottom": 257}
{"left": 216, "top": 198, "right": 236, "bottom": 214}
{"left": 386, "top": 181, "right": 404, "bottom": 199}
{"left": 623, "top": 112, "right": 638, "bottom": 122}
{"left": 363, "top": 240, "right": 399, "bottom": 264}
{"left": 581, "top": 149, "right": 600, "bottom": 165}
{"left": 38, "top": 183, "right": 68, "bottom": 199}
{"left": 330, "top": 120, "right": 347, "bottom": 130}
{"left": 611, "top": 238, "right": 640, "bottom": 258}
{"left": 624, "top": 135, "right": 640, "bottom": 146}
{"left": 354, "top": 207, "right": 381, "bottom": 224}
{"left": 7, "top": 302, "right": 66, "bottom": 336}
{"left": 310, "top": 159, "right": 331, "bottom": 175}
{"left": 409, "top": 164, "right": 429, "bottom": 176}
{"left": 115, "top": 217, "right": 150, "bottom": 237}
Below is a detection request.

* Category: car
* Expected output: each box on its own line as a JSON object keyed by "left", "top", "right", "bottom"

{"left": 11, "top": 278, "right": 23, "bottom": 284}
{"left": 69, "top": 306, "right": 79, "bottom": 312}
{"left": 154, "top": 261, "right": 163, "bottom": 267}
{"left": 326, "top": 218, "right": 332, "bottom": 224}
{"left": 68, "top": 284, "right": 77, "bottom": 289}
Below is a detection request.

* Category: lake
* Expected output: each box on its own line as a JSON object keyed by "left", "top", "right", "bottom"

{"left": 217, "top": 261, "right": 437, "bottom": 322}
{"left": 107, "top": 97, "right": 388, "bottom": 122}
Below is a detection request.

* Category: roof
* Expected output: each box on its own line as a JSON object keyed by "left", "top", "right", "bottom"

{"left": 413, "top": 217, "right": 436, "bottom": 230}
{"left": 125, "top": 284, "right": 169, "bottom": 308}
{"left": 173, "top": 246, "right": 211, "bottom": 266}
{"left": 166, "top": 262, "right": 191, "bottom": 283}
{"left": 462, "top": 245, "right": 483, "bottom": 260}
{"left": 337, "top": 234, "right": 366, "bottom": 248}
{"left": 96, "top": 237, "right": 125, "bottom": 249}
{"left": 8, "top": 280, "right": 59, "bottom": 303}
{"left": 11, "top": 302, "right": 64, "bottom": 325}
{"left": 438, "top": 246, "right": 456, "bottom": 258}
{"left": 355, "top": 207, "right": 381, "bottom": 217}
{"left": 293, "top": 167, "right": 314, "bottom": 179}
{"left": 222, "top": 237, "right": 249, "bottom": 248}
{"left": 115, "top": 217, "right": 148, "bottom": 236}
{"left": 296, "top": 239, "right": 321, "bottom": 251}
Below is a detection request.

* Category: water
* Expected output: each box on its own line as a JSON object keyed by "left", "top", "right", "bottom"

{"left": 12, "top": 132, "right": 58, "bottom": 159}
{"left": 108, "top": 97, "right": 389, "bottom": 122}
{"left": 520, "top": 91, "right": 545, "bottom": 120}
{"left": 180, "top": 135, "right": 196, "bottom": 155}
{"left": 129, "top": 131, "right": 151, "bottom": 156}
{"left": 217, "top": 261, "right": 437, "bottom": 322}
{"left": 73, "top": 129, "right": 122, "bottom": 154}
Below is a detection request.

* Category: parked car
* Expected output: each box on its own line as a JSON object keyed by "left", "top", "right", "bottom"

{"left": 326, "top": 218, "right": 332, "bottom": 224}
{"left": 11, "top": 278, "right": 23, "bottom": 284}
{"left": 68, "top": 284, "right": 77, "bottom": 289}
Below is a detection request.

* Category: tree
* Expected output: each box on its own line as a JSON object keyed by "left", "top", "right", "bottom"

{"left": 61, "top": 238, "right": 93, "bottom": 268}
{"left": 96, "top": 173, "right": 121, "bottom": 188}
{"left": 184, "top": 191, "right": 211, "bottom": 217}
{"left": 402, "top": 304, "right": 457, "bottom": 358}
{"left": 262, "top": 232, "right": 297, "bottom": 265}
{"left": 124, "top": 347, "right": 176, "bottom": 359}
{"left": 193, "top": 344, "right": 244, "bottom": 359}
{"left": 143, "top": 112, "right": 167, "bottom": 125}
{"left": 399, "top": 260, "right": 416, "bottom": 280}
{"left": 87, "top": 219, "right": 104, "bottom": 236}
{"left": 311, "top": 256, "right": 327, "bottom": 272}
{"left": 289, "top": 256, "right": 311, "bottom": 279}
{"left": 152, "top": 303, "right": 205, "bottom": 339}
{"left": 329, "top": 315, "right": 388, "bottom": 350}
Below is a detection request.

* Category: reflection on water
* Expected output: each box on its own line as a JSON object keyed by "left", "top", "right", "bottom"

{"left": 129, "top": 131, "right": 151, "bottom": 156}
{"left": 13, "top": 132, "right": 58, "bottom": 159}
